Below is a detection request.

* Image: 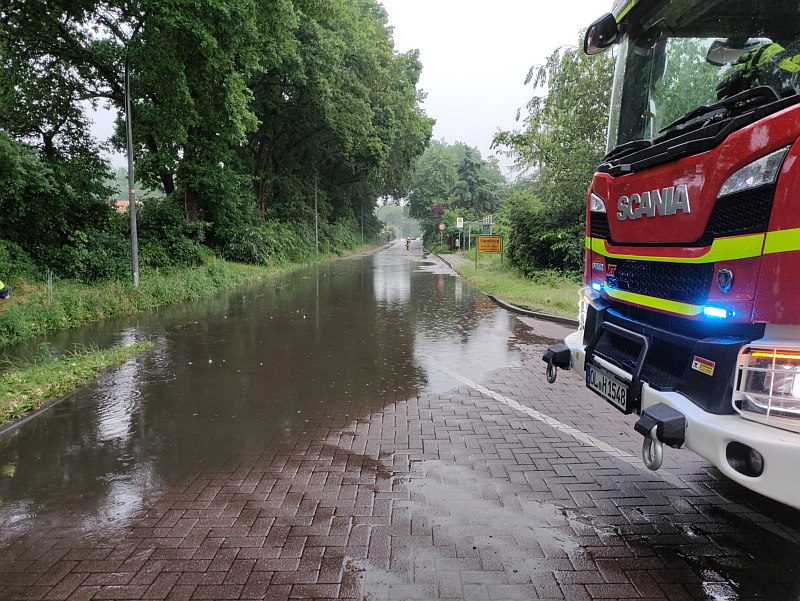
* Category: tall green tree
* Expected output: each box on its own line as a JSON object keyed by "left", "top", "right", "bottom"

{"left": 451, "top": 148, "right": 500, "bottom": 215}
{"left": 244, "top": 0, "right": 431, "bottom": 230}
{"left": 0, "top": 0, "right": 432, "bottom": 274}
{"left": 409, "top": 140, "right": 505, "bottom": 240}
{"left": 493, "top": 37, "right": 614, "bottom": 272}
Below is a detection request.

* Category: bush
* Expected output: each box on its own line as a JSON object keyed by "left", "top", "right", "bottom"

{"left": 218, "top": 225, "right": 277, "bottom": 264}
{"left": 31, "top": 225, "right": 131, "bottom": 283}
{"left": 0, "top": 240, "right": 39, "bottom": 282}
{"left": 504, "top": 193, "right": 583, "bottom": 278}
{"left": 137, "top": 198, "right": 208, "bottom": 269}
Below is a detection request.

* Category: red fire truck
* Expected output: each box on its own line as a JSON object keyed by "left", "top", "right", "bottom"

{"left": 543, "top": 0, "right": 800, "bottom": 508}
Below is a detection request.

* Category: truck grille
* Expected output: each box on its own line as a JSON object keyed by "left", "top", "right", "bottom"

{"left": 590, "top": 212, "right": 610, "bottom": 239}
{"left": 702, "top": 185, "right": 774, "bottom": 241}
{"left": 606, "top": 259, "right": 713, "bottom": 305}
{"left": 589, "top": 184, "right": 774, "bottom": 245}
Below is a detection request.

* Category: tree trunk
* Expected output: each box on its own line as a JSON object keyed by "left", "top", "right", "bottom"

{"left": 146, "top": 137, "right": 175, "bottom": 195}
{"left": 184, "top": 189, "right": 199, "bottom": 222}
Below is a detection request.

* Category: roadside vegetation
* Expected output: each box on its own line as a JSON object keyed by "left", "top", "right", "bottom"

{"left": 0, "top": 255, "right": 265, "bottom": 349}
{"left": 1, "top": 0, "right": 432, "bottom": 291}
{"left": 450, "top": 251, "right": 580, "bottom": 319}
{"left": 0, "top": 341, "right": 153, "bottom": 427}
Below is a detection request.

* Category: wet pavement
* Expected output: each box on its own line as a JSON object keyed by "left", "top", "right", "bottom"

{"left": 1, "top": 240, "right": 800, "bottom": 600}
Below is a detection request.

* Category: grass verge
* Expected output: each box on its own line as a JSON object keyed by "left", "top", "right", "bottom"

{"left": 451, "top": 252, "right": 580, "bottom": 319}
{"left": 0, "top": 256, "right": 299, "bottom": 349}
{"left": 0, "top": 341, "right": 153, "bottom": 427}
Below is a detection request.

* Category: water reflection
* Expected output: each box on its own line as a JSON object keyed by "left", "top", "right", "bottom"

{"left": 0, "top": 246, "right": 530, "bottom": 543}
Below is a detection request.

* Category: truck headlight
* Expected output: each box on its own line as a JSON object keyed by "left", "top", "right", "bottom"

{"left": 590, "top": 193, "right": 607, "bottom": 213}
{"left": 733, "top": 346, "right": 800, "bottom": 433}
{"left": 718, "top": 146, "right": 789, "bottom": 197}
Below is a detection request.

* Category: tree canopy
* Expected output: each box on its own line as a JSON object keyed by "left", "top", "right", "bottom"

{"left": 408, "top": 140, "right": 504, "bottom": 241}
{"left": 0, "top": 0, "right": 432, "bottom": 280}
{"left": 493, "top": 38, "right": 614, "bottom": 273}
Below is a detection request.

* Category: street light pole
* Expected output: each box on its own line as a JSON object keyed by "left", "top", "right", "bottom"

{"left": 125, "top": 43, "right": 140, "bottom": 288}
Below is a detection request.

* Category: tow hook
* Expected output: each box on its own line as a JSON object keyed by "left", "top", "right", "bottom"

{"left": 634, "top": 403, "right": 686, "bottom": 471}
{"left": 641, "top": 426, "right": 663, "bottom": 470}
{"left": 542, "top": 343, "right": 572, "bottom": 383}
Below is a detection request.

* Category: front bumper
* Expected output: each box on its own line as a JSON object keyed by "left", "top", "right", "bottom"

{"left": 563, "top": 329, "right": 800, "bottom": 509}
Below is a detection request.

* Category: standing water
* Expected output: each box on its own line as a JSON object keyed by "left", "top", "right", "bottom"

{"left": 0, "top": 243, "right": 537, "bottom": 542}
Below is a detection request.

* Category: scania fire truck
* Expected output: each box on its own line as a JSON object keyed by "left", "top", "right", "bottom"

{"left": 543, "top": 0, "right": 800, "bottom": 508}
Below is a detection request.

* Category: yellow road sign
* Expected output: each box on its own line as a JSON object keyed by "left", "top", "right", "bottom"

{"left": 477, "top": 235, "right": 502, "bottom": 253}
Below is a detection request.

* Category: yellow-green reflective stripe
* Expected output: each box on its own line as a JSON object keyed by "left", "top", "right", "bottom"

{"left": 586, "top": 234, "right": 765, "bottom": 263}
{"left": 604, "top": 288, "right": 703, "bottom": 316}
{"left": 764, "top": 228, "right": 800, "bottom": 254}
{"left": 615, "top": 0, "right": 636, "bottom": 22}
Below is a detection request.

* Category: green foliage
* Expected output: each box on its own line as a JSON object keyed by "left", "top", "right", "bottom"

{"left": 0, "top": 127, "right": 121, "bottom": 282}
{"left": 218, "top": 224, "right": 282, "bottom": 265}
{"left": 0, "top": 341, "right": 154, "bottom": 425}
{"left": 0, "top": 241, "right": 40, "bottom": 282}
{"left": 137, "top": 198, "right": 209, "bottom": 268}
{"left": 43, "top": 226, "right": 131, "bottom": 283}
{"left": 651, "top": 38, "right": 720, "bottom": 130}
{"left": 0, "top": 0, "right": 431, "bottom": 282}
{"left": 217, "top": 218, "right": 359, "bottom": 265}
{"left": 494, "top": 36, "right": 614, "bottom": 275}
{"left": 427, "top": 244, "right": 450, "bottom": 255}
{"left": 409, "top": 140, "right": 506, "bottom": 241}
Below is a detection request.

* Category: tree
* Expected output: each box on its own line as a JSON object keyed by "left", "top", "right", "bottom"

{"left": 493, "top": 36, "right": 614, "bottom": 273}
{"left": 451, "top": 148, "right": 500, "bottom": 215}
{"left": 244, "top": 0, "right": 431, "bottom": 228}
{"left": 409, "top": 140, "right": 506, "bottom": 241}
{"left": 408, "top": 140, "right": 458, "bottom": 221}
{"left": 0, "top": 0, "right": 433, "bottom": 275}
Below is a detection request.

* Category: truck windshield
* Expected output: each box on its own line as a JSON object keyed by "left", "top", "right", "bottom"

{"left": 607, "top": 0, "right": 800, "bottom": 152}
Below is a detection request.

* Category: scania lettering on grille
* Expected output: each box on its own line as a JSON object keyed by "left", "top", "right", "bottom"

{"left": 616, "top": 184, "right": 691, "bottom": 221}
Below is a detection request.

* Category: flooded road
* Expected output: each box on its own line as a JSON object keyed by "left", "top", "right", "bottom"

{"left": 1, "top": 241, "right": 800, "bottom": 600}
{"left": 0, "top": 242, "right": 536, "bottom": 544}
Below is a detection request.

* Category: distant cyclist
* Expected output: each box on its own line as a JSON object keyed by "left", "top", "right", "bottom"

{"left": 405, "top": 238, "right": 410, "bottom": 251}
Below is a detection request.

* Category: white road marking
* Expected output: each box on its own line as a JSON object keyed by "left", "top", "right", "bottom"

{"left": 447, "top": 369, "right": 800, "bottom": 545}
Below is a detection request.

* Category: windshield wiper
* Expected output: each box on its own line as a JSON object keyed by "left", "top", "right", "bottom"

{"left": 657, "top": 86, "right": 781, "bottom": 138}
{"left": 603, "top": 139, "right": 653, "bottom": 163}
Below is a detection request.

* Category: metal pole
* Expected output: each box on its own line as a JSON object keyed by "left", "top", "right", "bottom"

{"left": 314, "top": 171, "right": 319, "bottom": 255}
{"left": 125, "top": 50, "right": 140, "bottom": 289}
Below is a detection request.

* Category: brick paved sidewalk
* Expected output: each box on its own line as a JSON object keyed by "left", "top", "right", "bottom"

{"left": 2, "top": 322, "right": 800, "bottom": 600}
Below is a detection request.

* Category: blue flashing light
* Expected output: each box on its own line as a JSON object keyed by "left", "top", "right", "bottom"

{"left": 591, "top": 282, "right": 603, "bottom": 292}
{"left": 703, "top": 306, "right": 731, "bottom": 319}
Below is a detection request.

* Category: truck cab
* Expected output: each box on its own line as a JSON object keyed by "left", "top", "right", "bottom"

{"left": 545, "top": 0, "right": 800, "bottom": 508}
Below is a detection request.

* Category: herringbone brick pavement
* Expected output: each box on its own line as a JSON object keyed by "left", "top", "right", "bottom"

{"left": 2, "top": 324, "right": 800, "bottom": 600}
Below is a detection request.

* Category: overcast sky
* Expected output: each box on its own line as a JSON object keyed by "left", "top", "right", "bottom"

{"left": 379, "top": 1, "right": 606, "bottom": 171}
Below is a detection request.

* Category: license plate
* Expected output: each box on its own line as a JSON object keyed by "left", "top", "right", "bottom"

{"left": 586, "top": 364, "right": 630, "bottom": 413}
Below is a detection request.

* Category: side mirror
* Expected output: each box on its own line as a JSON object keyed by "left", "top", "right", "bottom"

{"left": 584, "top": 13, "right": 618, "bottom": 55}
